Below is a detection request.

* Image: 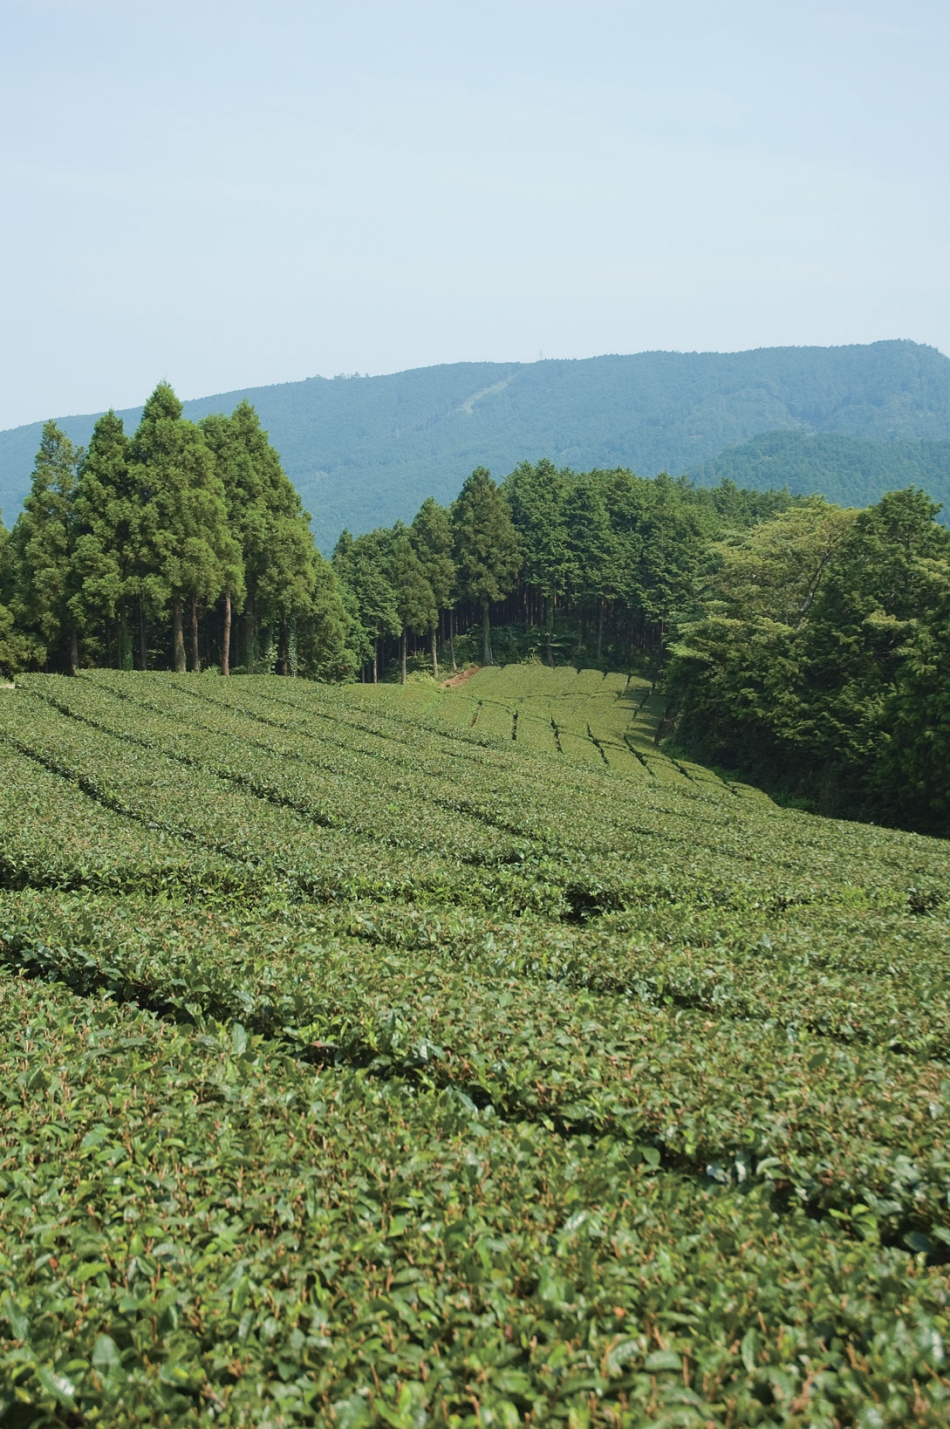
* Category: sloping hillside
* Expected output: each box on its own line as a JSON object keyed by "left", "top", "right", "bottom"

{"left": 1, "top": 665, "right": 949, "bottom": 1421}
{"left": 689, "top": 428, "right": 950, "bottom": 510}
{"left": 2, "top": 340, "right": 949, "bottom": 545}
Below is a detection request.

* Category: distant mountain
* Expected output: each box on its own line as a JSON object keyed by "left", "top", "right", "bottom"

{"left": 2, "top": 340, "right": 949, "bottom": 549}
{"left": 688, "top": 429, "right": 950, "bottom": 513}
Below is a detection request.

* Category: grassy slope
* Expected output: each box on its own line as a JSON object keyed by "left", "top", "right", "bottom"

{"left": 1, "top": 666, "right": 950, "bottom": 1425}
{"left": 2, "top": 340, "right": 950, "bottom": 546}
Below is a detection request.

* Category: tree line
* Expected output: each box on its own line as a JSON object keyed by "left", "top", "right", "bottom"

{"left": 0, "top": 384, "right": 350, "bottom": 680}
{"left": 3, "top": 387, "right": 946, "bottom": 835}
{"left": 0, "top": 393, "right": 791, "bottom": 683}
{"left": 332, "top": 461, "right": 795, "bottom": 681}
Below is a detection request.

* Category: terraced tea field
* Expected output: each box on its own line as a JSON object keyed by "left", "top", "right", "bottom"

{"left": 1, "top": 666, "right": 949, "bottom": 1427}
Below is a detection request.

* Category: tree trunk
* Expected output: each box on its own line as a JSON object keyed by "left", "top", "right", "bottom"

{"left": 431, "top": 628, "right": 439, "bottom": 680}
{"left": 482, "top": 601, "right": 492, "bottom": 666}
{"left": 68, "top": 627, "right": 79, "bottom": 676}
{"left": 172, "top": 599, "right": 186, "bottom": 673}
{"left": 118, "top": 609, "right": 132, "bottom": 671}
{"left": 597, "top": 598, "right": 605, "bottom": 662}
{"left": 372, "top": 639, "right": 378, "bottom": 683}
{"left": 278, "top": 617, "right": 289, "bottom": 676}
{"left": 449, "top": 610, "right": 457, "bottom": 673}
{"left": 401, "top": 628, "right": 408, "bottom": 685}
{"left": 138, "top": 601, "right": 148, "bottom": 671}
{"left": 190, "top": 595, "right": 200, "bottom": 672}
{"left": 221, "top": 591, "right": 232, "bottom": 676}
{"left": 545, "top": 597, "right": 555, "bottom": 667}
{"left": 245, "top": 601, "right": 258, "bottom": 673}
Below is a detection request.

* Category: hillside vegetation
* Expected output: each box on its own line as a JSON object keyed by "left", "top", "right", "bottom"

{"left": 2, "top": 340, "right": 949, "bottom": 542}
{"left": 1, "top": 666, "right": 950, "bottom": 1424}
{"left": 3, "top": 390, "right": 949, "bottom": 838}
{"left": 688, "top": 429, "right": 950, "bottom": 511}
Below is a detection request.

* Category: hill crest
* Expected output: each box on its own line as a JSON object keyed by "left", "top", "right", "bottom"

{"left": 2, "top": 340, "right": 949, "bottom": 547}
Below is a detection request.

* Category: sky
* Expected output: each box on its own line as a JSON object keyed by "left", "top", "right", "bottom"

{"left": 1, "top": 0, "right": 948, "bottom": 431}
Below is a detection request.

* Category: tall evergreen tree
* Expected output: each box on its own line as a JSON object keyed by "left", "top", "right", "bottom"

{"left": 452, "top": 468, "right": 521, "bottom": 665}
{"left": 384, "top": 526, "right": 436, "bottom": 685}
{"left": 131, "top": 384, "right": 241, "bottom": 672}
{"left": 563, "top": 478, "right": 616, "bottom": 660}
{"left": 410, "top": 497, "right": 455, "bottom": 678}
{"left": 201, "top": 402, "right": 316, "bottom": 674}
{"left": 10, "top": 422, "right": 82, "bottom": 671}
{"left": 71, "top": 411, "right": 136, "bottom": 667}
{"left": 503, "top": 460, "right": 572, "bottom": 660}
{"left": 0, "top": 510, "right": 25, "bottom": 676}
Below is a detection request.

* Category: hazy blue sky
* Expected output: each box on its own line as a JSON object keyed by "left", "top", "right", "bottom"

{"left": 2, "top": 0, "right": 948, "bottom": 430}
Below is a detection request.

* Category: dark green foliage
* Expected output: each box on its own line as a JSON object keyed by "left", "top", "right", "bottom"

{"left": 410, "top": 498, "right": 455, "bottom": 677}
{"left": 383, "top": 525, "right": 436, "bottom": 684}
{"left": 0, "top": 510, "right": 22, "bottom": 676}
{"left": 690, "top": 428, "right": 950, "bottom": 514}
{"left": 130, "top": 384, "right": 242, "bottom": 673}
{"left": 5, "top": 340, "right": 950, "bottom": 543}
{"left": 452, "top": 468, "right": 521, "bottom": 664}
{"left": 4, "top": 389, "right": 342, "bottom": 679}
{"left": 295, "top": 556, "right": 353, "bottom": 682}
{"left": 71, "top": 411, "right": 135, "bottom": 668}
{"left": 200, "top": 400, "right": 318, "bottom": 673}
{"left": 9, "top": 422, "right": 82, "bottom": 671}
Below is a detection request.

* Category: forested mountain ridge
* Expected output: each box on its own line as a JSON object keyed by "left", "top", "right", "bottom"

{"left": 688, "top": 428, "right": 950, "bottom": 511}
{"left": 2, "top": 340, "right": 949, "bottom": 546}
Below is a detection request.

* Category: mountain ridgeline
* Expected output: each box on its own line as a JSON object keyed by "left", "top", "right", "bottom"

{"left": 2, "top": 340, "right": 950, "bottom": 544}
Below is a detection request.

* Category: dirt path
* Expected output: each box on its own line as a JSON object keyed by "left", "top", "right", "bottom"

{"left": 440, "top": 665, "right": 480, "bottom": 690}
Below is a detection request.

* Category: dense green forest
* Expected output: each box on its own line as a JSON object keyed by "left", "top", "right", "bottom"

{"left": 3, "top": 383, "right": 948, "bottom": 837}
{"left": 2, "top": 340, "right": 949, "bottom": 543}
{"left": 0, "top": 386, "right": 352, "bottom": 682}
{"left": 689, "top": 428, "right": 950, "bottom": 510}
{"left": 0, "top": 388, "right": 794, "bottom": 685}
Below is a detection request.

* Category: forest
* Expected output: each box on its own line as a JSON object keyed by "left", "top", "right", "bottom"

{"left": 3, "top": 339, "right": 949, "bottom": 542}
{"left": 1, "top": 380, "right": 948, "bottom": 836}
{"left": 688, "top": 428, "right": 950, "bottom": 512}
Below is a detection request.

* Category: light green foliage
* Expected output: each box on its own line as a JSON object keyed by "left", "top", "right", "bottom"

{"left": 669, "top": 488, "right": 950, "bottom": 832}
{"left": 333, "top": 528, "right": 402, "bottom": 677}
{"left": 1, "top": 667, "right": 950, "bottom": 1423}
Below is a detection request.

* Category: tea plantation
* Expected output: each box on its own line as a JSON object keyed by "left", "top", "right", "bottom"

{"left": 1, "top": 667, "right": 949, "bottom": 1427}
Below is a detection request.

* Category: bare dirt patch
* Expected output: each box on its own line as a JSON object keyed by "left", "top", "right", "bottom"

{"left": 441, "top": 665, "right": 480, "bottom": 690}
